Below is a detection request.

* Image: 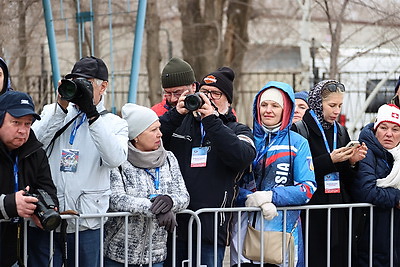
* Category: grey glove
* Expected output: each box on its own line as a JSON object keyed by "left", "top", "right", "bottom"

{"left": 150, "top": 195, "right": 173, "bottom": 214}
{"left": 156, "top": 210, "right": 177, "bottom": 233}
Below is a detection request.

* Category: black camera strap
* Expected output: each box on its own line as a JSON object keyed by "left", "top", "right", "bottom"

{"left": 46, "top": 110, "right": 109, "bottom": 156}
{"left": 45, "top": 111, "right": 82, "bottom": 155}
{"left": 60, "top": 219, "right": 68, "bottom": 266}
{"left": 16, "top": 223, "right": 25, "bottom": 267}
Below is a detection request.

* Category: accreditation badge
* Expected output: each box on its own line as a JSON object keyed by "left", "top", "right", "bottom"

{"left": 190, "top": 146, "right": 209, "bottom": 167}
{"left": 324, "top": 172, "right": 340, "bottom": 193}
{"left": 60, "top": 149, "right": 79, "bottom": 172}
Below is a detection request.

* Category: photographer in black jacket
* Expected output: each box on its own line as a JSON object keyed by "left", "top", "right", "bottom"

{"left": 0, "top": 91, "right": 58, "bottom": 266}
{"left": 160, "top": 67, "right": 256, "bottom": 267}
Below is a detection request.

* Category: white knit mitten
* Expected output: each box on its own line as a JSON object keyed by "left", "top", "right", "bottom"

{"left": 260, "top": 202, "right": 278, "bottom": 220}
{"left": 245, "top": 191, "right": 273, "bottom": 207}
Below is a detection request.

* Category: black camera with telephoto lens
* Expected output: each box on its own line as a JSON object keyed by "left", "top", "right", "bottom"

{"left": 58, "top": 78, "right": 93, "bottom": 102}
{"left": 184, "top": 92, "right": 205, "bottom": 111}
{"left": 25, "top": 189, "right": 61, "bottom": 231}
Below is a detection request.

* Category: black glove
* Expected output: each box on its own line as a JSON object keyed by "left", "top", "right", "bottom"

{"left": 156, "top": 210, "right": 177, "bottom": 233}
{"left": 150, "top": 195, "right": 173, "bottom": 214}
{"left": 71, "top": 78, "right": 99, "bottom": 118}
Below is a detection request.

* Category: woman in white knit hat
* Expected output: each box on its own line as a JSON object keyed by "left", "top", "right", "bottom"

{"left": 353, "top": 103, "right": 400, "bottom": 267}
{"left": 103, "top": 103, "right": 189, "bottom": 267}
{"left": 231, "top": 81, "right": 316, "bottom": 267}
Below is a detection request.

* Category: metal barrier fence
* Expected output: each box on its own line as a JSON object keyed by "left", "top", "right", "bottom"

{"left": 7, "top": 203, "right": 397, "bottom": 267}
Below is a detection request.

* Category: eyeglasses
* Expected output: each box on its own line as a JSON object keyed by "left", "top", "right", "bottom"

{"left": 199, "top": 89, "right": 223, "bottom": 100}
{"left": 323, "top": 82, "right": 345, "bottom": 92}
{"left": 163, "top": 91, "right": 183, "bottom": 98}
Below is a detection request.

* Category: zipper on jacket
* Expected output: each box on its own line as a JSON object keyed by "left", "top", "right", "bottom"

{"left": 172, "top": 133, "right": 192, "bottom": 142}
{"left": 219, "top": 191, "right": 228, "bottom": 226}
{"left": 226, "top": 177, "right": 241, "bottom": 246}
{"left": 139, "top": 217, "right": 152, "bottom": 264}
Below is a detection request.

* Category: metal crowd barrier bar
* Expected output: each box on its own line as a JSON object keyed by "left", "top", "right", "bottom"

{"left": 12, "top": 202, "right": 398, "bottom": 267}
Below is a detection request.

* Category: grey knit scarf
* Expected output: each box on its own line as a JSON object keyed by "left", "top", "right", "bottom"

{"left": 127, "top": 141, "right": 167, "bottom": 169}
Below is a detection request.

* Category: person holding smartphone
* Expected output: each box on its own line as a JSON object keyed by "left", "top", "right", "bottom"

{"left": 291, "top": 79, "right": 368, "bottom": 266}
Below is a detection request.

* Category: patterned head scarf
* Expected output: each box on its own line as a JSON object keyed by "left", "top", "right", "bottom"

{"left": 308, "top": 79, "right": 341, "bottom": 129}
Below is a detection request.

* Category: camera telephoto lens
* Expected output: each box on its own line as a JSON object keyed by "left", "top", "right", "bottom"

{"left": 184, "top": 93, "right": 205, "bottom": 111}
{"left": 27, "top": 189, "right": 62, "bottom": 231}
{"left": 58, "top": 78, "right": 93, "bottom": 103}
{"left": 58, "top": 79, "right": 78, "bottom": 101}
{"left": 36, "top": 208, "right": 61, "bottom": 231}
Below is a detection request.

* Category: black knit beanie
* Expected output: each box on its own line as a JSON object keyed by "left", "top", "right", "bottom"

{"left": 161, "top": 58, "right": 196, "bottom": 88}
{"left": 199, "top": 67, "right": 235, "bottom": 103}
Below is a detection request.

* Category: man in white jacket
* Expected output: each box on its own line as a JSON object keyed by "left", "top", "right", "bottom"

{"left": 29, "top": 56, "right": 128, "bottom": 267}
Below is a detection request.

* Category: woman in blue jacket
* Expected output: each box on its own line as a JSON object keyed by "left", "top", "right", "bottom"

{"left": 354, "top": 104, "right": 400, "bottom": 266}
{"left": 231, "top": 81, "right": 317, "bottom": 267}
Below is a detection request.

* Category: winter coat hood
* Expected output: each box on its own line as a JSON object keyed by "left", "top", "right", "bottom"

{"left": 359, "top": 123, "right": 388, "bottom": 160}
{"left": 0, "top": 57, "right": 11, "bottom": 95}
{"left": 252, "top": 81, "right": 294, "bottom": 151}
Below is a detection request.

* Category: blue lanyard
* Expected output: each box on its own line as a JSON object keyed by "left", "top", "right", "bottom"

{"left": 69, "top": 113, "right": 86, "bottom": 145}
{"left": 253, "top": 134, "right": 276, "bottom": 166}
{"left": 310, "top": 110, "right": 337, "bottom": 153}
{"left": 200, "top": 122, "right": 206, "bottom": 146}
{"left": 145, "top": 167, "right": 160, "bottom": 190}
{"left": 13, "top": 156, "right": 19, "bottom": 192}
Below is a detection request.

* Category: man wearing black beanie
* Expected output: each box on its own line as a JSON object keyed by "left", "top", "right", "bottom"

{"left": 160, "top": 66, "right": 256, "bottom": 267}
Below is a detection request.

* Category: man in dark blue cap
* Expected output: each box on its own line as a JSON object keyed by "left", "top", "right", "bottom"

{"left": 0, "top": 90, "right": 58, "bottom": 266}
{"left": 30, "top": 56, "right": 128, "bottom": 267}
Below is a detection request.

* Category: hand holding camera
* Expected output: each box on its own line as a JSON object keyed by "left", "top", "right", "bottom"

{"left": 58, "top": 78, "right": 99, "bottom": 118}
{"left": 175, "top": 90, "right": 191, "bottom": 115}
{"left": 24, "top": 188, "right": 61, "bottom": 231}
{"left": 15, "top": 186, "right": 37, "bottom": 218}
{"left": 183, "top": 92, "right": 214, "bottom": 118}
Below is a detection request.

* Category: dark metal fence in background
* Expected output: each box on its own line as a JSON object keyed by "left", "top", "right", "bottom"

{"left": 16, "top": 71, "right": 400, "bottom": 138}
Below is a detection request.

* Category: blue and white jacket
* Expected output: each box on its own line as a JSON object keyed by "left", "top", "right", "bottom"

{"left": 232, "top": 81, "right": 316, "bottom": 266}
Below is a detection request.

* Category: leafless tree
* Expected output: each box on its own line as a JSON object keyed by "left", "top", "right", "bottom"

{"left": 315, "top": 0, "right": 349, "bottom": 80}
{"left": 145, "top": 0, "right": 162, "bottom": 105}
{"left": 314, "top": 0, "right": 400, "bottom": 80}
{"left": 223, "top": 0, "right": 251, "bottom": 106}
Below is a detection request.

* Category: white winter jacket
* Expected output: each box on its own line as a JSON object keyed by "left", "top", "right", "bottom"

{"left": 32, "top": 98, "right": 128, "bottom": 232}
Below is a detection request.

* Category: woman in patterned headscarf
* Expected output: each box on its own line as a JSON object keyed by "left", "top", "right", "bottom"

{"left": 292, "top": 79, "right": 367, "bottom": 267}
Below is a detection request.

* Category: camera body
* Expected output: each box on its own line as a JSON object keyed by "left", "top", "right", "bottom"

{"left": 184, "top": 92, "right": 205, "bottom": 111}
{"left": 58, "top": 78, "right": 93, "bottom": 102}
{"left": 25, "top": 189, "right": 61, "bottom": 231}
